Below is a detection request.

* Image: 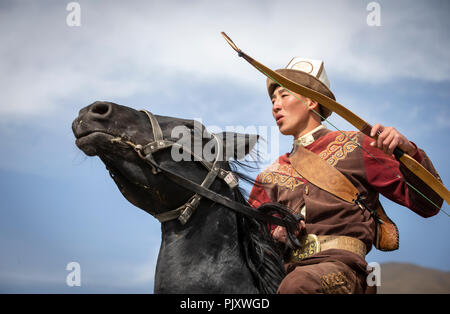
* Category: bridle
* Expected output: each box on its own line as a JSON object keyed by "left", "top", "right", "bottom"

{"left": 110, "top": 110, "right": 302, "bottom": 241}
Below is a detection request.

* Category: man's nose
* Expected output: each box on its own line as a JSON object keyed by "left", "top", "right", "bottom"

{"left": 272, "top": 98, "right": 282, "bottom": 112}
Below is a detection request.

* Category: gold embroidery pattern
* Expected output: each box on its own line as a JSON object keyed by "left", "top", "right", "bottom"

{"left": 318, "top": 132, "right": 359, "bottom": 167}
{"left": 260, "top": 163, "right": 304, "bottom": 191}
{"left": 321, "top": 272, "right": 352, "bottom": 294}
{"left": 289, "top": 234, "right": 320, "bottom": 262}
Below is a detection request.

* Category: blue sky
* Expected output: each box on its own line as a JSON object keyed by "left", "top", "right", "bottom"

{"left": 0, "top": 0, "right": 449, "bottom": 293}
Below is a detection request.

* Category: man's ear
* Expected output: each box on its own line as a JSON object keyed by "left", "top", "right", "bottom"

{"left": 308, "top": 100, "right": 323, "bottom": 118}
{"left": 214, "top": 132, "right": 259, "bottom": 160}
{"left": 308, "top": 99, "right": 319, "bottom": 110}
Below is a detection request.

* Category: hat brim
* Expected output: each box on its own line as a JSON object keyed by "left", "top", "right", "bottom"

{"left": 266, "top": 69, "right": 335, "bottom": 120}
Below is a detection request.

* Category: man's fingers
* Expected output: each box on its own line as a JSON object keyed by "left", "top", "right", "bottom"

{"left": 300, "top": 220, "right": 306, "bottom": 229}
{"left": 377, "top": 128, "right": 388, "bottom": 149}
{"left": 370, "top": 126, "right": 398, "bottom": 155}
{"left": 387, "top": 136, "right": 400, "bottom": 155}
{"left": 369, "top": 124, "right": 415, "bottom": 156}
{"left": 272, "top": 226, "right": 287, "bottom": 244}
{"left": 370, "top": 123, "right": 383, "bottom": 137}
{"left": 273, "top": 221, "right": 306, "bottom": 243}
{"left": 382, "top": 132, "right": 396, "bottom": 154}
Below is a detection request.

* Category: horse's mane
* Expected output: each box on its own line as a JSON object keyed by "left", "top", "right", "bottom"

{"left": 229, "top": 158, "right": 299, "bottom": 294}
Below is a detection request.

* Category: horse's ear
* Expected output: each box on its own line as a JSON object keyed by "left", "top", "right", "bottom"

{"left": 214, "top": 132, "right": 259, "bottom": 160}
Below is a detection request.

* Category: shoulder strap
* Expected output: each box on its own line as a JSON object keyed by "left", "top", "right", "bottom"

{"left": 289, "top": 144, "right": 400, "bottom": 251}
{"left": 289, "top": 145, "right": 359, "bottom": 204}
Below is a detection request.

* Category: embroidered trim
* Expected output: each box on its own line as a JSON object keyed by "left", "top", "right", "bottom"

{"left": 318, "top": 132, "right": 359, "bottom": 167}
{"left": 260, "top": 163, "right": 305, "bottom": 191}
{"left": 259, "top": 172, "right": 304, "bottom": 192}
{"left": 321, "top": 271, "right": 352, "bottom": 294}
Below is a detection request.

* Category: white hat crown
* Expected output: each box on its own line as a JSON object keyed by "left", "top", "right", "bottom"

{"left": 285, "top": 57, "right": 331, "bottom": 89}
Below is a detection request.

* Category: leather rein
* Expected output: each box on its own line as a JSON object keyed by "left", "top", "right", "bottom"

{"left": 109, "top": 110, "right": 301, "bottom": 235}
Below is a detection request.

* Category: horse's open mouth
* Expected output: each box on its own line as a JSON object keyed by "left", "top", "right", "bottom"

{"left": 75, "top": 131, "right": 115, "bottom": 156}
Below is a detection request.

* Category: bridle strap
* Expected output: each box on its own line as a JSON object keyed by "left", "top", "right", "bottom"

{"left": 141, "top": 109, "right": 164, "bottom": 143}
{"left": 151, "top": 195, "right": 200, "bottom": 223}
{"left": 115, "top": 109, "right": 301, "bottom": 237}
{"left": 142, "top": 151, "right": 301, "bottom": 230}
{"left": 139, "top": 110, "right": 235, "bottom": 224}
{"left": 176, "top": 133, "right": 222, "bottom": 224}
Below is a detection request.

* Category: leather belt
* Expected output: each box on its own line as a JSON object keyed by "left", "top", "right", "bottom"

{"left": 288, "top": 235, "right": 367, "bottom": 262}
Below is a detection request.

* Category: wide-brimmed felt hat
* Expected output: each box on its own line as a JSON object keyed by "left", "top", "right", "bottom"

{"left": 266, "top": 57, "right": 335, "bottom": 120}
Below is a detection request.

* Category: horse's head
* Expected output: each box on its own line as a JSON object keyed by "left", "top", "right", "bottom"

{"left": 72, "top": 101, "right": 258, "bottom": 220}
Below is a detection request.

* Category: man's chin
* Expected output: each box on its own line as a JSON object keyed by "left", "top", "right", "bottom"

{"left": 278, "top": 125, "right": 292, "bottom": 136}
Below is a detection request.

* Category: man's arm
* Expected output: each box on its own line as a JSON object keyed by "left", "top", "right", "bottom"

{"left": 363, "top": 125, "right": 443, "bottom": 217}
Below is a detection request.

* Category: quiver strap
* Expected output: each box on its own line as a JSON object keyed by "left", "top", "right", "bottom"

{"left": 289, "top": 145, "right": 359, "bottom": 204}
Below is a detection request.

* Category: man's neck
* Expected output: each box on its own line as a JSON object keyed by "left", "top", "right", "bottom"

{"left": 294, "top": 120, "right": 322, "bottom": 139}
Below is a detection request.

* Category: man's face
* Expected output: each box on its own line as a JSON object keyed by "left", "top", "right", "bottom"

{"left": 271, "top": 86, "right": 313, "bottom": 137}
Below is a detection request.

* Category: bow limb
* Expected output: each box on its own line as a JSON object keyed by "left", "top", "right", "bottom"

{"left": 221, "top": 32, "right": 450, "bottom": 205}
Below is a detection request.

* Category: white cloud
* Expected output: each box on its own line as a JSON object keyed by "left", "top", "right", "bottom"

{"left": 0, "top": 0, "right": 448, "bottom": 117}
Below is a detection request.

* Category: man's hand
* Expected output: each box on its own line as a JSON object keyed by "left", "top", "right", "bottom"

{"left": 271, "top": 220, "right": 306, "bottom": 244}
{"left": 370, "top": 124, "right": 417, "bottom": 156}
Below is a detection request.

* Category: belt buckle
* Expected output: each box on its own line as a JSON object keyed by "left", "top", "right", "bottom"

{"left": 289, "top": 234, "right": 321, "bottom": 262}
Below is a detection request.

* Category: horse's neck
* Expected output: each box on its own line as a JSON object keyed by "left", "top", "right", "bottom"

{"left": 154, "top": 199, "right": 259, "bottom": 294}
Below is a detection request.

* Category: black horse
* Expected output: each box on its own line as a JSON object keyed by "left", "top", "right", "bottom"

{"left": 72, "top": 101, "right": 300, "bottom": 293}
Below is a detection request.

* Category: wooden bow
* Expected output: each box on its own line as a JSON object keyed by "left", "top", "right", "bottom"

{"left": 221, "top": 32, "right": 449, "bottom": 206}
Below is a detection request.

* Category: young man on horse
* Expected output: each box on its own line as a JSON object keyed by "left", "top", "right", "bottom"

{"left": 248, "top": 57, "right": 444, "bottom": 294}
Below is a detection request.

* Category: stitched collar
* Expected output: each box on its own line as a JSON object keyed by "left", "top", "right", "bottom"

{"left": 294, "top": 125, "right": 326, "bottom": 147}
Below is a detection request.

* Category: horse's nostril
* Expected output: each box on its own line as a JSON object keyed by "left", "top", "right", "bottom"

{"left": 90, "top": 102, "right": 111, "bottom": 116}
